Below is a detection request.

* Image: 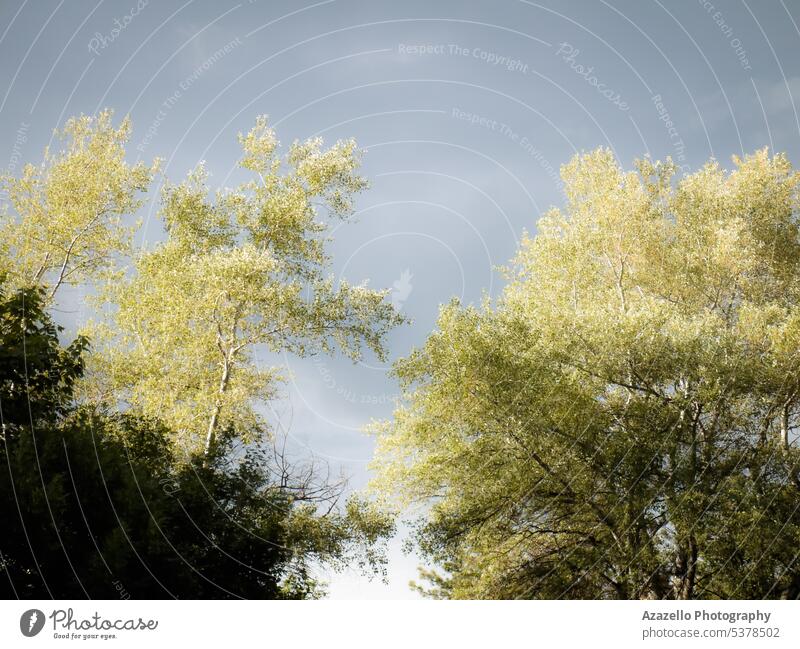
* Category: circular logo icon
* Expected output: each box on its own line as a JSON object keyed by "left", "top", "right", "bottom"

{"left": 20, "top": 609, "right": 45, "bottom": 637}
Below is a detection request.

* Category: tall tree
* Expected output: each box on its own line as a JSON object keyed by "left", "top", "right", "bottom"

{"left": 374, "top": 148, "right": 800, "bottom": 599}
{"left": 0, "top": 110, "right": 158, "bottom": 301}
{"left": 90, "top": 117, "right": 403, "bottom": 456}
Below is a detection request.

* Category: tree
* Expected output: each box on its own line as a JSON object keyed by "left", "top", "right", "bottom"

{"left": 0, "top": 282, "right": 87, "bottom": 428}
{"left": 0, "top": 281, "right": 393, "bottom": 598}
{"left": 373, "top": 148, "right": 800, "bottom": 599}
{"left": 0, "top": 110, "right": 159, "bottom": 301}
{"left": 90, "top": 117, "right": 403, "bottom": 456}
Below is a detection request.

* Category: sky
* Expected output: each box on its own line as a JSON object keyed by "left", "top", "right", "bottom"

{"left": 2, "top": 0, "right": 800, "bottom": 599}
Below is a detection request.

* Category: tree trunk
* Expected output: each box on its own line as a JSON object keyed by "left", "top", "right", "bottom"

{"left": 204, "top": 356, "right": 231, "bottom": 457}
{"left": 780, "top": 402, "right": 790, "bottom": 449}
{"left": 682, "top": 536, "right": 698, "bottom": 599}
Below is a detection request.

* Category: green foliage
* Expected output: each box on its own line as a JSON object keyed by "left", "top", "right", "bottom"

{"left": 374, "top": 148, "right": 800, "bottom": 599}
{"left": 0, "top": 110, "right": 400, "bottom": 599}
{"left": 0, "top": 266, "right": 391, "bottom": 599}
{"left": 0, "top": 281, "right": 87, "bottom": 425}
{"left": 0, "top": 110, "right": 159, "bottom": 301}
{"left": 89, "top": 117, "right": 404, "bottom": 455}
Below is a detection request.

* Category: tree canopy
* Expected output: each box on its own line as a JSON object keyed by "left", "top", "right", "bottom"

{"left": 0, "top": 111, "right": 399, "bottom": 599}
{"left": 373, "top": 148, "right": 800, "bottom": 599}
{"left": 0, "top": 281, "right": 392, "bottom": 599}
{"left": 0, "top": 110, "right": 158, "bottom": 301}
{"left": 89, "top": 117, "right": 403, "bottom": 456}
{"left": 6, "top": 107, "right": 799, "bottom": 601}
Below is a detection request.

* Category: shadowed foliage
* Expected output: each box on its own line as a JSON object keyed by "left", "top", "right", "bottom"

{"left": 0, "top": 283, "right": 392, "bottom": 599}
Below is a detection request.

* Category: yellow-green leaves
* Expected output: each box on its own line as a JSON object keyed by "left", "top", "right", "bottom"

{"left": 0, "top": 110, "right": 159, "bottom": 300}
{"left": 93, "top": 116, "right": 403, "bottom": 455}
{"left": 161, "top": 164, "right": 236, "bottom": 254}
{"left": 238, "top": 114, "right": 279, "bottom": 176}
{"left": 374, "top": 148, "right": 800, "bottom": 599}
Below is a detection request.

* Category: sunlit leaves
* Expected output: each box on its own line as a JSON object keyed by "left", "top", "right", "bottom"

{"left": 0, "top": 110, "right": 159, "bottom": 300}
{"left": 92, "top": 116, "right": 403, "bottom": 455}
{"left": 374, "top": 148, "right": 800, "bottom": 599}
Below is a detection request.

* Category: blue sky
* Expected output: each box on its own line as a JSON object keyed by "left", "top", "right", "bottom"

{"left": 2, "top": 0, "right": 800, "bottom": 598}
